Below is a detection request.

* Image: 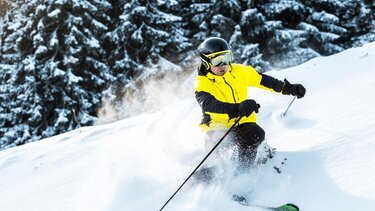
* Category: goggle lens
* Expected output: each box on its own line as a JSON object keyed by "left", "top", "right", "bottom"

{"left": 211, "top": 52, "right": 232, "bottom": 67}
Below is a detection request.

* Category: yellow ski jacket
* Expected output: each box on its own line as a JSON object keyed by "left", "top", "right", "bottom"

{"left": 195, "top": 63, "right": 284, "bottom": 131}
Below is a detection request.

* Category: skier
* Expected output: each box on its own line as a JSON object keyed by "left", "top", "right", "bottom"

{"left": 195, "top": 37, "right": 306, "bottom": 171}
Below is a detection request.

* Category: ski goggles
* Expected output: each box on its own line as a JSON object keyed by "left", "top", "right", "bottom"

{"left": 207, "top": 50, "right": 232, "bottom": 67}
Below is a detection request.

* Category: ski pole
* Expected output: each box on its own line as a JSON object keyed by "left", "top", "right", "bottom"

{"left": 281, "top": 96, "right": 296, "bottom": 117}
{"left": 159, "top": 116, "right": 243, "bottom": 211}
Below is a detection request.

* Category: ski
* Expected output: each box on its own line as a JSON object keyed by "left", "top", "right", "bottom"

{"left": 232, "top": 195, "right": 299, "bottom": 211}
{"left": 263, "top": 203, "right": 299, "bottom": 211}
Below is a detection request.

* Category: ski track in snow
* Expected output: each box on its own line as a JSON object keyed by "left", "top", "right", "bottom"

{"left": 0, "top": 42, "right": 375, "bottom": 211}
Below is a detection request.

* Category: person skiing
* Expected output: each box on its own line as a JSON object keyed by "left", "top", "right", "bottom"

{"left": 195, "top": 37, "right": 306, "bottom": 171}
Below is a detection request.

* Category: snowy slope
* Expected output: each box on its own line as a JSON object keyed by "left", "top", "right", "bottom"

{"left": 1, "top": 42, "right": 375, "bottom": 211}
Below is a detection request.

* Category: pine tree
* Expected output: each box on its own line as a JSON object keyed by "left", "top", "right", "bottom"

{"left": 342, "top": 0, "right": 375, "bottom": 47}
{"left": 246, "top": 1, "right": 317, "bottom": 68}
{"left": 209, "top": 0, "right": 242, "bottom": 39}
{"left": 183, "top": 1, "right": 213, "bottom": 43}
{"left": 106, "top": 0, "right": 191, "bottom": 97}
{"left": 181, "top": 0, "right": 269, "bottom": 69}
{"left": 303, "top": 0, "right": 345, "bottom": 55}
{"left": 229, "top": 25, "right": 270, "bottom": 72}
{"left": 235, "top": 7, "right": 270, "bottom": 71}
{"left": 301, "top": 0, "right": 374, "bottom": 55}
{"left": 0, "top": 0, "right": 113, "bottom": 148}
{"left": 0, "top": 0, "right": 40, "bottom": 148}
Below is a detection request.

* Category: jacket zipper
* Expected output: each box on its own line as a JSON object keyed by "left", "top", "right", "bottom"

{"left": 223, "top": 77, "right": 237, "bottom": 103}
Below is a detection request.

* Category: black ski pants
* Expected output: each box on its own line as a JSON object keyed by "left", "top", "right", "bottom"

{"left": 204, "top": 123, "right": 265, "bottom": 169}
{"left": 231, "top": 123, "right": 265, "bottom": 169}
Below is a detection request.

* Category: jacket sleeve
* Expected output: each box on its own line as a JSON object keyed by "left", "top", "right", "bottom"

{"left": 195, "top": 91, "right": 240, "bottom": 119}
{"left": 259, "top": 73, "right": 285, "bottom": 92}
{"left": 241, "top": 65, "right": 284, "bottom": 92}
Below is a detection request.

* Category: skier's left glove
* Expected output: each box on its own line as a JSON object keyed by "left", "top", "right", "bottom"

{"left": 282, "top": 79, "right": 306, "bottom": 99}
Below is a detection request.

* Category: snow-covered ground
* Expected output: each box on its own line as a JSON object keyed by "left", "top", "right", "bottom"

{"left": 0, "top": 42, "right": 375, "bottom": 211}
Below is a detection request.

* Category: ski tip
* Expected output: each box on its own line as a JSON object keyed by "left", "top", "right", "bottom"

{"left": 287, "top": 203, "right": 299, "bottom": 211}
{"left": 276, "top": 203, "right": 299, "bottom": 211}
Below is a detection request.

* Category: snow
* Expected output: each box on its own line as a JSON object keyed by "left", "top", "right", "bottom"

{"left": 35, "top": 5, "right": 46, "bottom": 15}
{"left": 311, "top": 11, "right": 339, "bottom": 23}
{"left": 263, "top": 1, "right": 305, "bottom": 16}
{"left": 63, "top": 55, "right": 79, "bottom": 66}
{"left": 92, "top": 18, "right": 108, "bottom": 31}
{"left": 189, "top": 3, "right": 212, "bottom": 13}
{"left": 47, "top": 9, "right": 61, "bottom": 18}
{"left": 35, "top": 45, "right": 48, "bottom": 55}
{"left": 49, "top": 32, "right": 59, "bottom": 48}
{"left": 7, "top": 20, "right": 22, "bottom": 31}
{"left": 131, "top": 26, "right": 144, "bottom": 43}
{"left": 297, "top": 22, "right": 319, "bottom": 32}
{"left": 1, "top": 42, "right": 375, "bottom": 211}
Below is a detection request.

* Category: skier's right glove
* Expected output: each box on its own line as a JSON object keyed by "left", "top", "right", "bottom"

{"left": 238, "top": 100, "right": 260, "bottom": 117}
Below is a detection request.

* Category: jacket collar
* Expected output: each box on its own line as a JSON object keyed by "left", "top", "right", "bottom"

{"left": 205, "top": 65, "right": 233, "bottom": 83}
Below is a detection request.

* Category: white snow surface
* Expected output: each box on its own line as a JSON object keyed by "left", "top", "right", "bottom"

{"left": 1, "top": 42, "right": 375, "bottom": 211}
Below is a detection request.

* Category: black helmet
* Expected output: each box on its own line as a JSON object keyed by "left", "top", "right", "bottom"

{"left": 198, "top": 37, "right": 232, "bottom": 69}
{"left": 198, "top": 37, "right": 230, "bottom": 56}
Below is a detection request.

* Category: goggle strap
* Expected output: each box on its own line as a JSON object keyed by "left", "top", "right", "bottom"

{"left": 200, "top": 52, "right": 210, "bottom": 63}
{"left": 200, "top": 52, "right": 212, "bottom": 68}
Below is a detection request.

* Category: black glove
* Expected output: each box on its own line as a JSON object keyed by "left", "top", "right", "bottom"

{"left": 238, "top": 100, "right": 260, "bottom": 117}
{"left": 282, "top": 79, "right": 306, "bottom": 99}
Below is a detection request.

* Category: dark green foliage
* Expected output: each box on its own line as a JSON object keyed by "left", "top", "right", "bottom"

{"left": 0, "top": 0, "right": 113, "bottom": 148}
